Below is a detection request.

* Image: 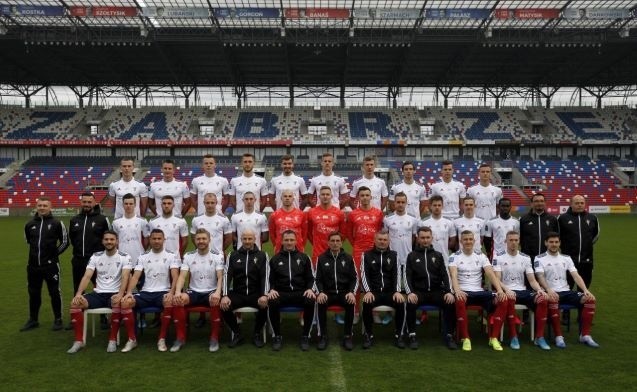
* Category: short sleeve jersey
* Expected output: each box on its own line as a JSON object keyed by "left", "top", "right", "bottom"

{"left": 108, "top": 178, "right": 148, "bottom": 219}
{"left": 453, "top": 216, "right": 486, "bottom": 253}
{"left": 308, "top": 173, "right": 349, "bottom": 207}
{"left": 231, "top": 210, "right": 269, "bottom": 249}
{"left": 419, "top": 216, "right": 456, "bottom": 265}
{"left": 269, "top": 173, "right": 309, "bottom": 210}
{"left": 466, "top": 183, "right": 503, "bottom": 221}
{"left": 112, "top": 216, "right": 147, "bottom": 264}
{"left": 389, "top": 181, "right": 427, "bottom": 218}
{"left": 145, "top": 215, "right": 188, "bottom": 255}
{"left": 492, "top": 251, "right": 533, "bottom": 291}
{"left": 449, "top": 250, "right": 491, "bottom": 292}
{"left": 135, "top": 249, "right": 181, "bottom": 292}
{"left": 181, "top": 250, "right": 225, "bottom": 292}
{"left": 350, "top": 176, "right": 389, "bottom": 210}
{"left": 149, "top": 179, "right": 190, "bottom": 218}
{"left": 190, "top": 213, "right": 232, "bottom": 254}
{"left": 534, "top": 252, "right": 578, "bottom": 292}
{"left": 484, "top": 217, "right": 520, "bottom": 254}
{"left": 86, "top": 251, "right": 133, "bottom": 293}
{"left": 383, "top": 213, "right": 419, "bottom": 266}
{"left": 229, "top": 174, "right": 269, "bottom": 212}
{"left": 429, "top": 180, "right": 467, "bottom": 219}
{"left": 189, "top": 174, "right": 229, "bottom": 215}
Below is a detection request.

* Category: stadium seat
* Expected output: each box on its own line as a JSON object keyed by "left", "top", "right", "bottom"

{"left": 83, "top": 307, "right": 119, "bottom": 345}
{"left": 233, "top": 306, "right": 266, "bottom": 343}
{"left": 135, "top": 306, "right": 162, "bottom": 336}
{"left": 498, "top": 304, "right": 535, "bottom": 342}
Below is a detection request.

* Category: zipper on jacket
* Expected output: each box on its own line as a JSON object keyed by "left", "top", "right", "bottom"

{"left": 82, "top": 215, "right": 88, "bottom": 257}
{"left": 424, "top": 249, "right": 431, "bottom": 290}
{"left": 577, "top": 215, "right": 582, "bottom": 263}
{"left": 332, "top": 253, "right": 339, "bottom": 294}
{"left": 245, "top": 251, "right": 250, "bottom": 295}
{"left": 380, "top": 252, "right": 385, "bottom": 291}
{"left": 288, "top": 252, "right": 293, "bottom": 290}
{"left": 38, "top": 219, "right": 43, "bottom": 266}
{"left": 536, "top": 215, "right": 542, "bottom": 255}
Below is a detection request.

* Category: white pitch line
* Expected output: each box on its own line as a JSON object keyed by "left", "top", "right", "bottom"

{"left": 328, "top": 345, "right": 347, "bottom": 392}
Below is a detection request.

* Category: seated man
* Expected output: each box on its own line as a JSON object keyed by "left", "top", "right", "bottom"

{"left": 67, "top": 231, "right": 133, "bottom": 354}
{"left": 267, "top": 230, "right": 316, "bottom": 351}
{"left": 449, "top": 230, "right": 507, "bottom": 351}
{"left": 492, "top": 231, "right": 550, "bottom": 350}
{"left": 220, "top": 229, "right": 269, "bottom": 349}
{"left": 121, "top": 229, "right": 181, "bottom": 352}
{"left": 315, "top": 232, "right": 358, "bottom": 351}
{"left": 360, "top": 229, "right": 405, "bottom": 349}
{"left": 404, "top": 227, "right": 457, "bottom": 350}
{"left": 535, "top": 231, "right": 599, "bottom": 348}
{"left": 171, "top": 228, "right": 225, "bottom": 353}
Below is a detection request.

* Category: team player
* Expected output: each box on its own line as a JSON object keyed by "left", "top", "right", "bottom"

{"left": 388, "top": 161, "right": 427, "bottom": 218}
{"left": 349, "top": 155, "right": 388, "bottom": 210}
{"left": 221, "top": 230, "right": 269, "bottom": 348}
{"left": 122, "top": 229, "right": 181, "bottom": 352}
{"left": 66, "top": 231, "right": 133, "bottom": 354}
{"left": 535, "top": 232, "right": 599, "bottom": 348}
{"left": 466, "top": 163, "right": 502, "bottom": 221}
{"left": 492, "top": 231, "right": 550, "bottom": 350}
{"left": 228, "top": 153, "right": 268, "bottom": 212}
{"left": 483, "top": 198, "right": 520, "bottom": 258}
{"left": 231, "top": 191, "right": 269, "bottom": 249}
{"left": 383, "top": 192, "right": 419, "bottom": 267}
{"left": 307, "top": 152, "right": 349, "bottom": 208}
{"left": 148, "top": 159, "right": 191, "bottom": 218}
{"left": 404, "top": 227, "right": 457, "bottom": 350}
{"left": 112, "top": 193, "right": 148, "bottom": 266}
{"left": 190, "top": 193, "right": 232, "bottom": 254}
{"left": 419, "top": 195, "right": 456, "bottom": 266}
{"left": 449, "top": 230, "right": 508, "bottom": 351}
{"left": 189, "top": 154, "right": 229, "bottom": 216}
{"left": 519, "top": 193, "right": 559, "bottom": 262}
{"left": 268, "top": 189, "right": 307, "bottom": 254}
{"left": 171, "top": 229, "right": 225, "bottom": 352}
{"left": 21, "top": 197, "right": 69, "bottom": 332}
{"left": 307, "top": 186, "right": 346, "bottom": 264}
{"left": 428, "top": 160, "right": 466, "bottom": 219}
{"left": 267, "top": 231, "right": 316, "bottom": 351}
{"left": 360, "top": 230, "right": 406, "bottom": 349}
{"left": 453, "top": 197, "right": 485, "bottom": 253}
{"left": 345, "top": 186, "right": 385, "bottom": 272}
{"left": 314, "top": 232, "right": 358, "bottom": 351}
{"left": 268, "top": 154, "right": 309, "bottom": 210}
{"left": 145, "top": 195, "right": 188, "bottom": 259}
{"left": 108, "top": 157, "right": 148, "bottom": 218}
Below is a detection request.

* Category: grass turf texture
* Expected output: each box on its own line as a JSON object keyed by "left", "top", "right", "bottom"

{"left": 1, "top": 214, "right": 635, "bottom": 392}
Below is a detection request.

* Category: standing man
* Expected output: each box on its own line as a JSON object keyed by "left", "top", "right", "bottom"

{"left": 112, "top": 193, "right": 148, "bottom": 269}
{"left": 388, "top": 161, "right": 427, "bottom": 218}
{"left": 69, "top": 192, "right": 111, "bottom": 294}
{"left": 189, "top": 154, "right": 229, "bottom": 216}
{"left": 21, "top": 196, "right": 69, "bottom": 332}
{"left": 268, "top": 189, "right": 307, "bottom": 254}
{"left": 558, "top": 195, "right": 599, "bottom": 289}
{"left": 315, "top": 232, "right": 358, "bottom": 351}
{"left": 428, "top": 160, "right": 466, "bottom": 219}
{"left": 108, "top": 157, "right": 148, "bottom": 219}
{"left": 345, "top": 186, "right": 385, "bottom": 272}
{"left": 66, "top": 231, "right": 134, "bottom": 354}
{"left": 269, "top": 154, "right": 309, "bottom": 210}
{"left": 190, "top": 193, "right": 232, "bottom": 254}
{"left": 267, "top": 231, "right": 316, "bottom": 351}
{"left": 307, "top": 186, "right": 346, "bottom": 265}
{"left": 228, "top": 153, "right": 268, "bottom": 212}
{"left": 519, "top": 193, "right": 559, "bottom": 262}
{"left": 453, "top": 197, "right": 485, "bottom": 253}
{"left": 466, "top": 163, "right": 502, "bottom": 221}
{"left": 483, "top": 198, "right": 520, "bottom": 259}
{"left": 148, "top": 159, "right": 191, "bottom": 218}
{"left": 419, "top": 195, "right": 456, "bottom": 266}
{"left": 307, "top": 152, "right": 349, "bottom": 208}
{"left": 145, "top": 195, "right": 189, "bottom": 259}
{"left": 231, "top": 191, "right": 269, "bottom": 249}
{"left": 383, "top": 192, "right": 419, "bottom": 267}
{"left": 349, "top": 155, "right": 388, "bottom": 211}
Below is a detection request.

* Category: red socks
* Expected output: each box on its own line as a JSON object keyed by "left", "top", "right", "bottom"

{"left": 70, "top": 308, "right": 84, "bottom": 342}
{"left": 121, "top": 308, "right": 136, "bottom": 341}
{"left": 581, "top": 300, "right": 596, "bottom": 336}
{"left": 159, "top": 307, "right": 173, "bottom": 340}
{"left": 210, "top": 306, "right": 221, "bottom": 341}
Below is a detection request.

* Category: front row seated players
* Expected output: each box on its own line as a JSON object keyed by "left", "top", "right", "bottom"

{"left": 67, "top": 231, "right": 133, "bottom": 354}
{"left": 314, "top": 232, "right": 358, "bottom": 351}
{"left": 267, "top": 230, "right": 316, "bottom": 351}
{"left": 449, "top": 230, "right": 507, "bottom": 351}
{"left": 535, "top": 232, "right": 599, "bottom": 348}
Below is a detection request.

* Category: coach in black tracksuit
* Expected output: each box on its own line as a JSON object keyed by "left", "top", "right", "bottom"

{"left": 519, "top": 193, "right": 559, "bottom": 262}
{"left": 22, "top": 197, "right": 69, "bottom": 332}
{"left": 360, "top": 229, "right": 405, "bottom": 349}
{"left": 267, "top": 230, "right": 315, "bottom": 351}
{"left": 69, "top": 192, "right": 110, "bottom": 294}
{"left": 404, "top": 227, "right": 457, "bottom": 350}
{"left": 221, "top": 231, "right": 269, "bottom": 348}
{"left": 315, "top": 232, "right": 358, "bottom": 351}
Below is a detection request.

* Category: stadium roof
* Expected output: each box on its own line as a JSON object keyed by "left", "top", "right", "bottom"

{"left": 0, "top": 1, "right": 636, "bottom": 90}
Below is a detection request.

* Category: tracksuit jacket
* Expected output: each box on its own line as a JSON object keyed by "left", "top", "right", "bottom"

{"left": 224, "top": 245, "right": 269, "bottom": 296}
{"left": 24, "top": 212, "right": 69, "bottom": 267}
{"left": 315, "top": 249, "right": 358, "bottom": 295}
{"left": 519, "top": 210, "right": 559, "bottom": 260}
{"left": 360, "top": 247, "right": 400, "bottom": 293}
{"left": 404, "top": 245, "right": 451, "bottom": 295}
{"left": 558, "top": 207, "right": 599, "bottom": 264}
{"left": 69, "top": 204, "right": 110, "bottom": 258}
{"left": 268, "top": 248, "right": 314, "bottom": 292}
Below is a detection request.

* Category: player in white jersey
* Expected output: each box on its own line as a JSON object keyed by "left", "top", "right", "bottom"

{"left": 307, "top": 152, "right": 349, "bottom": 209}
{"left": 189, "top": 154, "right": 230, "bottom": 216}
{"left": 112, "top": 193, "right": 147, "bottom": 265}
{"left": 534, "top": 232, "right": 599, "bottom": 349}
{"left": 229, "top": 153, "right": 268, "bottom": 212}
{"left": 349, "top": 155, "right": 388, "bottom": 211}
{"left": 231, "top": 191, "right": 269, "bottom": 249}
{"left": 383, "top": 192, "right": 418, "bottom": 267}
{"left": 66, "top": 231, "right": 134, "bottom": 354}
{"left": 453, "top": 197, "right": 485, "bottom": 253}
{"left": 419, "top": 195, "right": 456, "bottom": 266}
{"left": 388, "top": 161, "right": 427, "bottom": 218}
{"left": 108, "top": 157, "right": 148, "bottom": 218}
{"left": 122, "top": 229, "right": 181, "bottom": 352}
{"left": 171, "top": 228, "right": 225, "bottom": 352}
{"left": 428, "top": 160, "right": 466, "bottom": 219}
{"left": 190, "top": 193, "right": 232, "bottom": 254}
{"left": 484, "top": 198, "right": 519, "bottom": 258}
{"left": 492, "top": 231, "right": 550, "bottom": 350}
{"left": 449, "top": 230, "right": 507, "bottom": 351}
{"left": 145, "top": 195, "right": 188, "bottom": 258}
{"left": 148, "top": 159, "right": 191, "bottom": 218}
{"left": 269, "top": 154, "right": 309, "bottom": 210}
{"left": 466, "top": 163, "right": 502, "bottom": 221}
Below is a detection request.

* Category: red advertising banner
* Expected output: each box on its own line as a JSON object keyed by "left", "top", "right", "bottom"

{"left": 285, "top": 8, "right": 349, "bottom": 19}
{"left": 494, "top": 8, "right": 559, "bottom": 19}
{"left": 69, "top": 6, "right": 88, "bottom": 17}
{"left": 69, "top": 6, "right": 138, "bottom": 17}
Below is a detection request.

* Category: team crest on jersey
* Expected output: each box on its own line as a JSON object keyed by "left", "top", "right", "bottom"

{"left": 74, "top": 223, "right": 79, "bottom": 227}
{"left": 545, "top": 220, "right": 551, "bottom": 226}
{"left": 253, "top": 257, "right": 258, "bottom": 265}
{"left": 325, "top": 263, "right": 330, "bottom": 267}
{"left": 586, "top": 219, "right": 590, "bottom": 225}
{"left": 567, "top": 220, "right": 573, "bottom": 224}
{"left": 341, "top": 261, "right": 345, "bottom": 267}
{"left": 415, "top": 258, "right": 421, "bottom": 263}
{"left": 492, "top": 259, "right": 498, "bottom": 266}
{"left": 432, "top": 257, "right": 436, "bottom": 263}
{"left": 48, "top": 224, "right": 52, "bottom": 230}
{"left": 296, "top": 259, "right": 301, "bottom": 266}
{"left": 278, "top": 261, "right": 283, "bottom": 266}
{"left": 92, "top": 222, "right": 96, "bottom": 228}
{"left": 387, "top": 258, "right": 391, "bottom": 264}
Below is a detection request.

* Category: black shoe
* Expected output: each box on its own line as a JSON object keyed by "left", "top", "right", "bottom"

{"left": 445, "top": 334, "right": 458, "bottom": 350}
{"left": 362, "top": 333, "right": 373, "bottom": 349}
{"left": 52, "top": 319, "right": 63, "bottom": 331}
{"left": 64, "top": 322, "right": 73, "bottom": 331}
{"left": 20, "top": 319, "right": 39, "bottom": 332}
{"left": 228, "top": 332, "right": 244, "bottom": 348}
{"left": 317, "top": 335, "right": 328, "bottom": 351}
{"left": 300, "top": 336, "right": 310, "bottom": 351}
{"left": 394, "top": 334, "right": 406, "bottom": 349}
{"left": 342, "top": 336, "right": 353, "bottom": 351}
{"left": 408, "top": 334, "right": 419, "bottom": 350}
{"left": 272, "top": 335, "right": 282, "bottom": 351}
{"left": 100, "top": 315, "right": 109, "bottom": 330}
{"left": 252, "top": 333, "right": 265, "bottom": 348}
{"left": 195, "top": 317, "right": 206, "bottom": 328}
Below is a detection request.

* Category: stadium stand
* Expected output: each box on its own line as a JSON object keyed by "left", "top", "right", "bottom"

{"left": 0, "top": 107, "right": 102, "bottom": 140}
{"left": 425, "top": 107, "right": 529, "bottom": 142}
{"left": 101, "top": 107, "right": 207, "bottom": 141}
